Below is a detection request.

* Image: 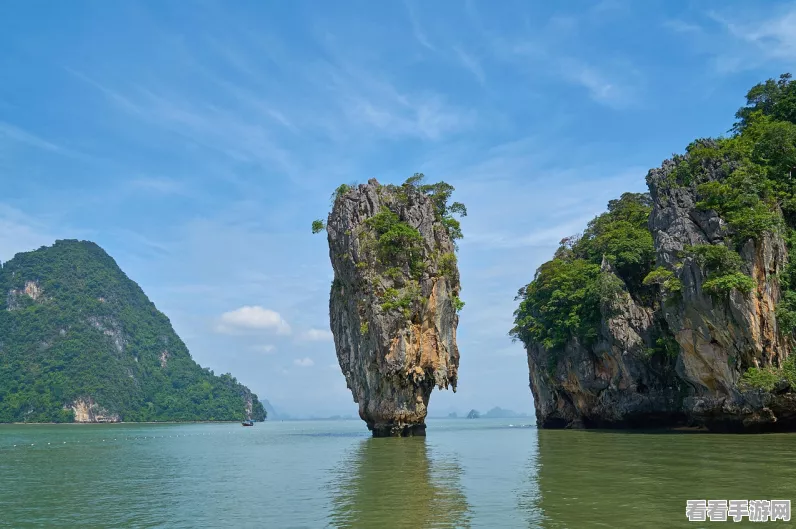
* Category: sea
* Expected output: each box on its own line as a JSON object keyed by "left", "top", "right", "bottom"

{"left": 1, "top": 418, "right": 795, "bottom": 528}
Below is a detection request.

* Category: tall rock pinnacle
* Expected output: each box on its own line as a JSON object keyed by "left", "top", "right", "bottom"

{"left": 313, "top": 175, "right": 466, "bottom": 436}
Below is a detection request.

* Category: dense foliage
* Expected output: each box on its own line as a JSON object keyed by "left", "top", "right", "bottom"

{"left": 0, "top": 240, "right": 265, "bottom": 423}
{"left": 313, "top": 174, "right": 467, "bottom": 316}
{"left": 510, "top": 193, "right": 654, "bottom": 350}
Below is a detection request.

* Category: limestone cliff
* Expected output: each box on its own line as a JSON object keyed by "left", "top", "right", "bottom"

{"left": 516, "top": 75, "right": 796, "bottom": 432}
{"left": 520, "top": 150, "right": 796, "bottom": 432}
{"left": 321, "top": 177, "right": 464, "bottom": 436}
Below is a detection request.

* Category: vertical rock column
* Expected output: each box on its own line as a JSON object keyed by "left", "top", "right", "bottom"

{"left": 325, "top": 178, "right": 462, "bottom": 437}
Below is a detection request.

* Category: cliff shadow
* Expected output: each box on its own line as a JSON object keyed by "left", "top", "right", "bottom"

{"left": 326, "top": 437, "right": 471, "bottom": 528}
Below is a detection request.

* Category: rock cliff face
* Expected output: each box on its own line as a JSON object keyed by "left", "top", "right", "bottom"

{"left": 523, "top": 153, "right": 796, "bottom": 432}
{"left": 325, "top": 179, "right": 462, "bottom": 436}
{"left": 70, "top": 397, "right": 121, "bottom": 423}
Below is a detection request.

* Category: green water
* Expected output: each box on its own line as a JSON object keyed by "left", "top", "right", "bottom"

{"left": 1, "top": 419, "right": 794, "bottom": 528}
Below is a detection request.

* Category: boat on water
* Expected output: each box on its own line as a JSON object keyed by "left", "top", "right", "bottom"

{"left": 242, "top": 420, "right": 254, "bottom": 427}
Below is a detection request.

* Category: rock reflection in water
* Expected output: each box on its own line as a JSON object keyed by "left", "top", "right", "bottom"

{"left": 534, "top": 429, "right": 796, "bottom": 528}
{"left": 328, "top": 437, "right": 471, "bottom": 528}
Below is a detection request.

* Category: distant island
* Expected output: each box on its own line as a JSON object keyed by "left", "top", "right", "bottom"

{"left": 462, "top": 407, "right": 528, "bottom": 419}
{"left": 0, "top": 240, "right": 265, "bottom": 423}
{"left": 483, "top": 407, "right": 529, "bottom": 419}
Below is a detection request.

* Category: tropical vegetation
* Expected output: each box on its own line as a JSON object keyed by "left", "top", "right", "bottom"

{"left": 0, "top": 240, "right": 265, "bottom": 423}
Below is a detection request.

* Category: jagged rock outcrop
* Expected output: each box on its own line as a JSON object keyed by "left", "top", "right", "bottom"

{"left": 325, "top": 179, "right": 462, "bottom": 436}
{"left": 524, "top": 150, "right": 796, "bottom": 432}
{"left": 648, "top": 159, "right": 794, "bottom": 431}
{"left": 527, "top": 257, "right": 686, "bottom": 429}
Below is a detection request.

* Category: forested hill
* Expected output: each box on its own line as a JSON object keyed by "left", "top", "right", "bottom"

{"left": 0, "top": 239, "right": 265, "bottom": 423}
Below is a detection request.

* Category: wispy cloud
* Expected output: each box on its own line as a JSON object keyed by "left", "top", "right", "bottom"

{"left": 0, "top": 121, "right": 95, "bottom": 162}
{"left": 317, "top": 59, "right": 476, "bottom": 141}
{"left": 0, "top": 205, "right": 62, "bottom": 262}
{"left": 662, "top": 19, "right": 702, "bottom": 34}
{"left": 126, "top": 177, "right": 189, "bottom": 196}
{"left": 710, "top": 6, "right": 796, "bottom": 62}
{"left": 665, "top": 4, "right": 796, "bottom": 75}
{"left": 405, "top": 1, "right": 436, "bottom": 51}
{"left": 453, "top": 46, "right": 485, "bottom": 85}
{"left": 559, "top": 59, "right": 637, "bottom": 108}
{"left": 491, "top": 16, "right": 641, "bottom": 109}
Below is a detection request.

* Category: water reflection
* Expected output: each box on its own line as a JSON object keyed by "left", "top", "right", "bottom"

{"left": 515, "top": 430, "right": 544, "bottom": 528}
{"left": 534, "top": 429, "right": 796, "bottom": 528}
{"left": 328, "top": 437, "right": 471, "bottom": 528}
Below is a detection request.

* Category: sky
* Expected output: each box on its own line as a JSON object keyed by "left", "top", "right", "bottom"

{"left": 1, "top": 0, "right": 795, "bottom": 418}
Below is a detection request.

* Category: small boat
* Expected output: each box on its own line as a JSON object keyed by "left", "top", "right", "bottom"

{"left": 242, "top": 420, "right": 254, "bottom": 427}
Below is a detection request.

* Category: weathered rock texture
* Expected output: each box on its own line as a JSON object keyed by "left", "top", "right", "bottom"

{"left": 69, "top": 397, "right": 121, "bottom": 423}
{"left": 326, "top": 179, "right": 461, "bottom": 436}
{"left": 527, "top": 155, "right": 796, "bottom": 432}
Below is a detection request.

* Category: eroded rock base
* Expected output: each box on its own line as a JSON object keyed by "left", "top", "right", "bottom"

{"left": 370, "top": 422, "right": 427, "bottom": 437}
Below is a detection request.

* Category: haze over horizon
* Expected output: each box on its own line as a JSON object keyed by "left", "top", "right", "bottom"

{"left": 2, "top": 0, "right": 795, "bottom": 417}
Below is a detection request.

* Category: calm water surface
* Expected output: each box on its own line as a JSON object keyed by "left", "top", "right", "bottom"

{"left": 1, "top": 418, "right": 794, "bottom": 528}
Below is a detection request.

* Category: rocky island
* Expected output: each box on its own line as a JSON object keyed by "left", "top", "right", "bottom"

{"left": 512, "top": 73, "right": 796, "bottom": 433}
{"left": 0, "top": 239, "right": 265, "bottom": 423}
{"left": 313, "top": 175, "right": 466, "bottom": 436}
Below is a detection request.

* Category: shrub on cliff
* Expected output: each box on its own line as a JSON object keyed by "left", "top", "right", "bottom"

{"left": 312, "top": 174, "right": 467, "bottom": 308}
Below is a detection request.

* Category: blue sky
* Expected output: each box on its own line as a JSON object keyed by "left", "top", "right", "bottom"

{"left": 1, "top": 0, "right": 795, "bottom": 418}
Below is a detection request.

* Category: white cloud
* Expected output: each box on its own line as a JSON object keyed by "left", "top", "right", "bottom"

{"left": 300, "top": 328, "right": 334, "bottom": 342}
{"left": 216, "top": 306, "right": 291, "bottom": 334}
{"left": 294, "top": 357, "right": 315, "bottom": 367}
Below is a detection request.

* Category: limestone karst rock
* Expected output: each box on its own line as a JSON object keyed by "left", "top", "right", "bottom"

{"left": 317, "top": 176, "right": 465, "bottom": 436}
{"left": 516, "top": 142, "right": 796, "bottom": 432}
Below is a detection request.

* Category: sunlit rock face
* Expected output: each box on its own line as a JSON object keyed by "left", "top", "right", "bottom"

{"left": 326, "top": 179, "right": 461, "bottom": 437}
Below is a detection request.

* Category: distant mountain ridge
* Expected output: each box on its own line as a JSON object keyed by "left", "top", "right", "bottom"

{"left": 483, "top": 407, "right": 528, "bottom": 419}
{"left": 0, "top": 239, "right": 265, "bottom": 423}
